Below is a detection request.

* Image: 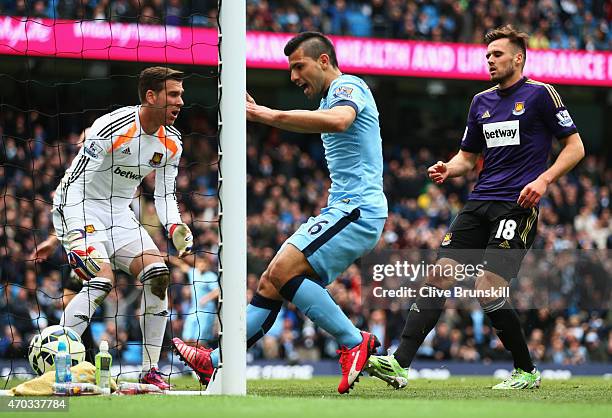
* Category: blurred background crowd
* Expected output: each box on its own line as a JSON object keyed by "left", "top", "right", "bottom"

{"left": 0, "top": 0, "right": 611, "bottom": 50}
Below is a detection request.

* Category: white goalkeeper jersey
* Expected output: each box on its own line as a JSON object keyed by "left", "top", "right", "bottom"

{"left": 53, "top": 105, "right": 183, "bottom": 231}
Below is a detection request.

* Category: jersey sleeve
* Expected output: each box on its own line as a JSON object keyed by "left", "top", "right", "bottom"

{"left": 537, "top": 84, "right": 578, "bottom": 139}
{"left": 459, "top": 96, "right": 485, "bottom": 153}
{"left": 328, "top": 80, "right": 367, "bottom": 114}
{"left": 154, "top": 139, "right": 183, "bottom": 231}
{"left": 56, "top": 122, "right": 110, "bottom": 228}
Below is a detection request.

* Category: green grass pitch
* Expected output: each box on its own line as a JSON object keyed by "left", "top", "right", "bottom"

{"left": 5, "top": 376, "right": 611, "bottom": 418}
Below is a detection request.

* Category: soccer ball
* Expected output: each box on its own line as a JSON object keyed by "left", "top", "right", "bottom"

{"left": 27, "top": 325, "right": 86, "bottom": 376}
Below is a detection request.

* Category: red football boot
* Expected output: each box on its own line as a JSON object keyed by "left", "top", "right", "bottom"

{"left": 172, "top": 337, "right": 215, "bottom": 386}
{"left": 337, "top": 331, "right": 380, "bottom": 394}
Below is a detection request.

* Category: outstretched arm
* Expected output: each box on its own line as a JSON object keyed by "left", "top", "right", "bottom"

{"left": 246, "top": 93, "right": 356, "bottom": 133}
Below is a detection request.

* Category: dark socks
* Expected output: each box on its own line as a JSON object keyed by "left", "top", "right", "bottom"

{"left": 393, "top": 284, "right": 447, "bottom": 368}
{"left": 483, "top": 297, "right": 534, "bottom": 372}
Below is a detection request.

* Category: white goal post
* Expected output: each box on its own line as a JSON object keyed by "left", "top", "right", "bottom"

{"left": 211, "top": 0, "right": 247, "bottom": 395}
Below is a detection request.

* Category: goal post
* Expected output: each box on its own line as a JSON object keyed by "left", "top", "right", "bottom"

{"left": 215, "top": 0, "right": 247, "bottom": 395}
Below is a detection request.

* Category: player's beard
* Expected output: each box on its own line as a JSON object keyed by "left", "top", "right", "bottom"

{"left": 491, "top": 64, "right": 516, "bottom": 85}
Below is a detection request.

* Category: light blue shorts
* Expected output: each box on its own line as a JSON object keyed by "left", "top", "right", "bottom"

{"left": 284, "top": 208, "right": 385, "bottom": 285}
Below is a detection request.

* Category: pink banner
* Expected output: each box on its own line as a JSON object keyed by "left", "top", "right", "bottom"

{"left": 1, "top": 17, "right": 611, "bottom": 86}
{"left": 247, "top": 31, "right": 612, "bottom": 87}
{"left": 0, "top": 16, "right": 217, "bottom": 64}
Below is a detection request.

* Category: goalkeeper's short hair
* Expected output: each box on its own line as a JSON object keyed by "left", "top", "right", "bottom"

{"left": 138, "top": 66, "right": 185, "bottom": 103}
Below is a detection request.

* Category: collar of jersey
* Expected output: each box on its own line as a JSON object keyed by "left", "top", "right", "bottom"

{"left": 135, "top": 105, "right": 143, "bottom": 133}
{"left": 496, "top": 76, "right": 528, "bottom": 97}
{"left": 323, "top": 73, "right": 345, "bottom": 98}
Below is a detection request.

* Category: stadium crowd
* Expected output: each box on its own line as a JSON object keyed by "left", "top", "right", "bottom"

{"left": 0, "top": 104, "right": 610, "bottom": 366}
{"left": 246, "top": 0, "right": 612, "bottom": 50}
{"left": 1, "top": 1, "right": 611, "bottom": 50}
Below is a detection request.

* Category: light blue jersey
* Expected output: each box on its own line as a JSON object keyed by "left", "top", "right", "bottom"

{"left": 285, "top": 74, "right": 387, "bottom": 284}
{"left": 187, "top": 269, "right": 218, "bottom": 316}
{"left": 182, "top": 268, "right": 218, "bottom": 342}
{"left": 319, "top": 74, "right": 387, "bottom": 219}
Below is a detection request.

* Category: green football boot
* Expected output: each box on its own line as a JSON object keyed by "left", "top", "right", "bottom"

{"left": 365, "top": 354, "right": 409, "bottom": 389}
{"left": 492, "top": 368, "right": 541, "bottom": 389}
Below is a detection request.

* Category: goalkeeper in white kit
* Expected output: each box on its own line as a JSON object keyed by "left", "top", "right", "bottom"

{"left": 52, "top": 67, "right": 193, "bottom": 389}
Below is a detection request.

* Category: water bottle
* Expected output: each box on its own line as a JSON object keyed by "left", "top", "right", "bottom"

{"left": 116, "top": 382, "right": 163, "bottom": 395}
{"left": 53, "top": 382, "right": 102, "bottom": 396}
{"left": 54, "top": 341, "right": 72, "bottom": 383}
{"left": 95, "top": 340, "right": 112, "bottom": 395}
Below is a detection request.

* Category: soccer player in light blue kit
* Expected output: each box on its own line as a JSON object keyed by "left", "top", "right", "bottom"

{"left": 172, "top": 32, "right": 387, "bottom": 394}
{"left": 179, "top": 257, "right": 219, "bottom": 346}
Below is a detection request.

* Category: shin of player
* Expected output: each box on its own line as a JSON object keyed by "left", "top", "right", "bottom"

{"left": 60, "top": 229, "right": 112, "bottom": 336}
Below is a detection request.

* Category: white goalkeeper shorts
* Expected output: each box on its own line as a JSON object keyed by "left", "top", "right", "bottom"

{"left": 52, "top": 206, "right": 158, "bottom": 274}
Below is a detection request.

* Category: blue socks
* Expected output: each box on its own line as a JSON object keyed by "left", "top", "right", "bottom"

{"left": 211, "top": 348, "right": 219, "bottom": 368}
{"left": 280, "top": 276, "right": 362, "bottom": 348}
{"left": 246, "top": 293, "right": 283, "bottom": 348}
{"left": 210, "top": 292, "right": 282, "bottom": 368}
{"left": 210, "top": 276, "right": 362, "bottom": 368}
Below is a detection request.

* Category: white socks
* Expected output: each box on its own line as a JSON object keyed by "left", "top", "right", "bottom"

{"left": 60, "top": 277, "right": 112, "bottom": 335}
{"left": 139, "top": 283, "right": 168, "bottom": 372}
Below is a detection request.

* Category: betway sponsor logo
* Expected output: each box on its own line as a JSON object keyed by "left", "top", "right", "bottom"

{"left": 113, "top": 167, "right": 143, "bottom": 181}
{"left": 484, "top": 128, "right": 517, "bottom": 139}
{"left": 482, "top": 120, "right": 520, "bottom": 148}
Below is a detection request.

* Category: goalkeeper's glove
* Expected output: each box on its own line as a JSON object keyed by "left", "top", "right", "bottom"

{"left": 169, "top": 223, "right": 194, "bottom": 258}
{"left": 65, "top": 229, "right": 104, "bottom": 281}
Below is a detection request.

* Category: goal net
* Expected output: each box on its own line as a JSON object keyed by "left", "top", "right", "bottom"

{"left": 0, "top": 0, "right": 245, "bottom": 394}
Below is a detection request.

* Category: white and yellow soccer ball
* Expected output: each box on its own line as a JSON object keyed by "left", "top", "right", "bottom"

{"left": 27, "top": 325, "right": 86, "bottom": 375}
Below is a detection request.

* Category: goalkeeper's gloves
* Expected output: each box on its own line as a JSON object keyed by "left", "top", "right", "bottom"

{"left": 66, "top": 229, "right": 104, "bottom": 281}
{"left": 169, "top": 223, "right": 194, "bottom": 258}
